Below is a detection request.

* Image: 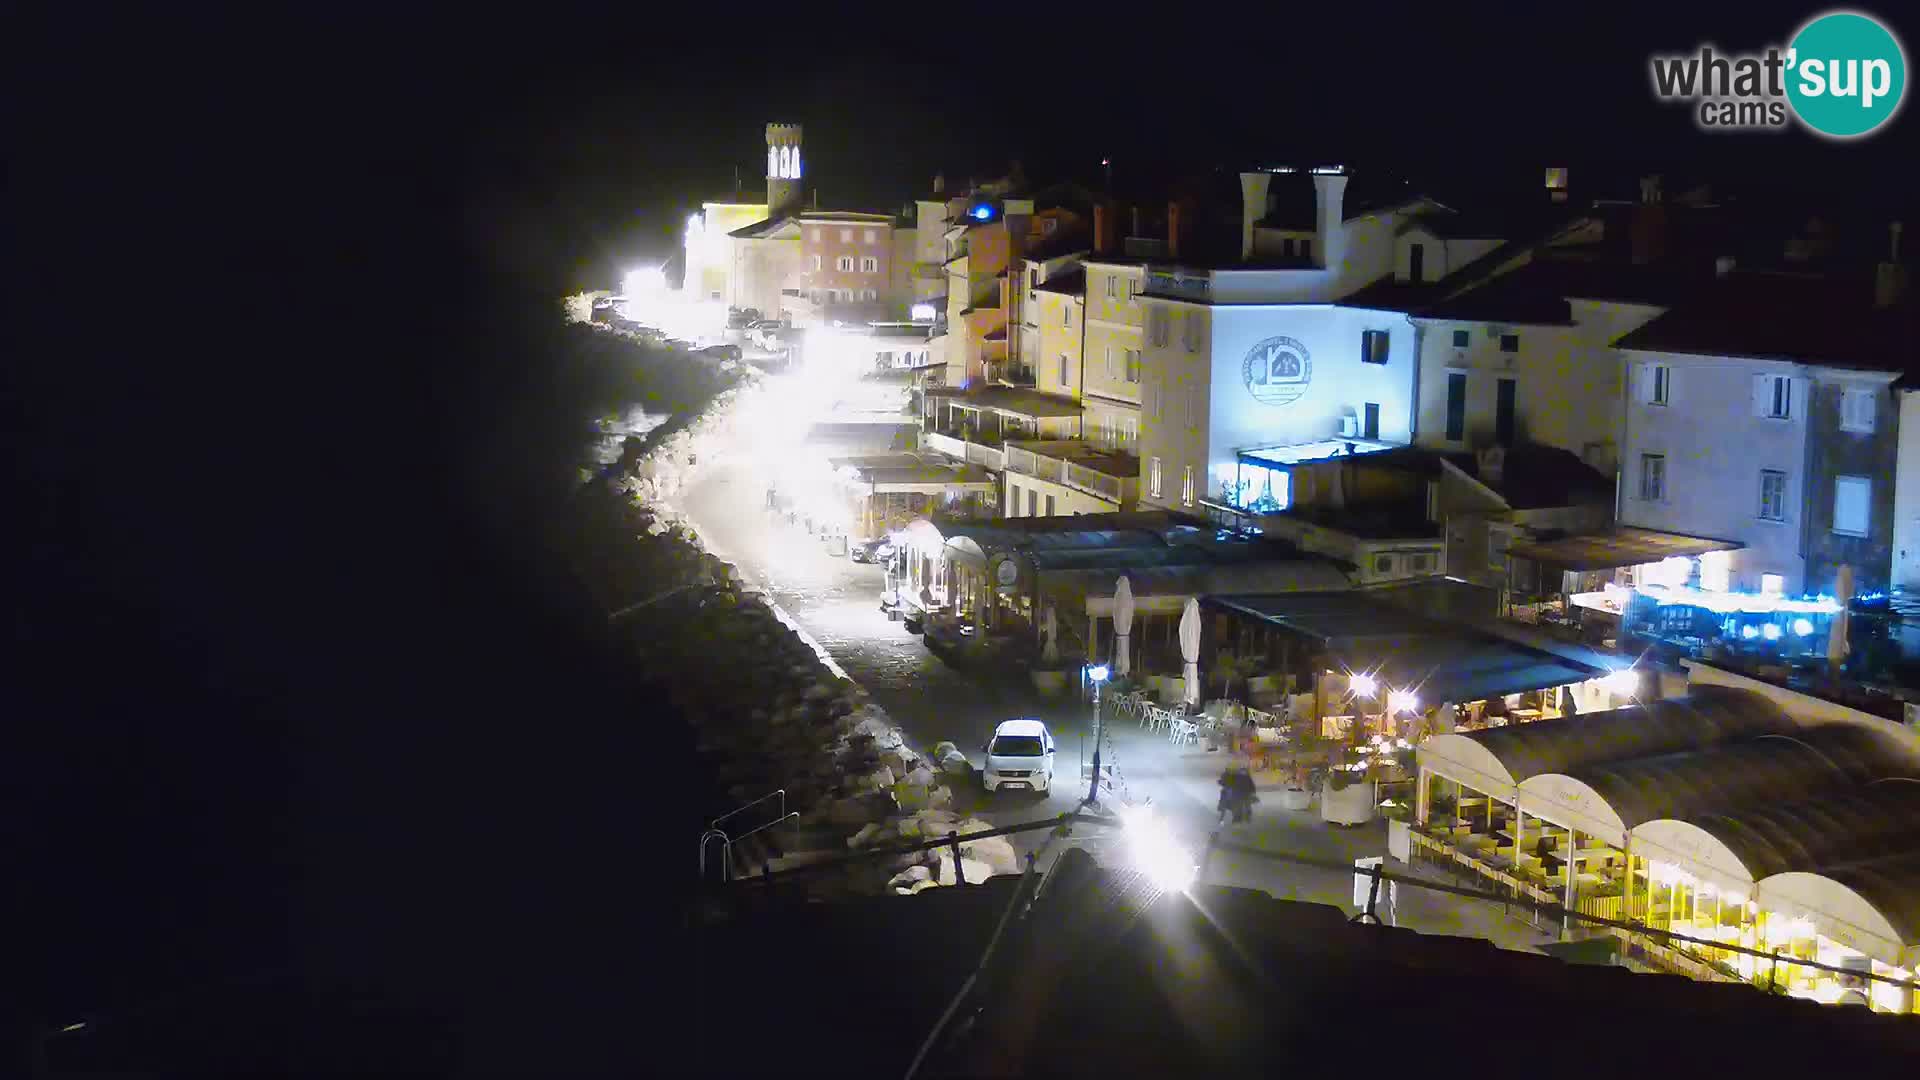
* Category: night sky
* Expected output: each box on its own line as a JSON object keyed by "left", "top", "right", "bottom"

{"left": 13, "top": 4, "right": 1915, "bottom": 1073}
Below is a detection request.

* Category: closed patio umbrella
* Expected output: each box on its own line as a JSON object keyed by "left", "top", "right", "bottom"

{"left": 1113, "top": 575, "right": 1135, "bottom": 678}
{"left": 1041, "top": 603, "right": 1059, "bottom": 666}
{"left": 1179, "top": 597, "right": 1202, "bottom": 708}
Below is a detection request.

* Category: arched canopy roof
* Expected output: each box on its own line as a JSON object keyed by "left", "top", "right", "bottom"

{"left": 1418, "top": 686, "right": 1789, "bottom": 801}
{"left": 1761, "top": 853, "right": 1920, "bottom": 967}
{"left": 1517, "top": 726, "right": 1911, "bottom": 844}
{"left": 1633, "top": 784, "right": 1920, "bottom": 894}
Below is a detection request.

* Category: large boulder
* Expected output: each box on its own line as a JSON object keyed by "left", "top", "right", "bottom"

{"left": 887, "top": 865, "right": 933, "bottom": 893}
{"left": 856, "top": 765, "right": 896, "bottom": 792}
{"left": 957, "top": 835, "right": 1022, "bottom": 877}
{"left": 931, "top": 851, "right": 998, "bottom": 886}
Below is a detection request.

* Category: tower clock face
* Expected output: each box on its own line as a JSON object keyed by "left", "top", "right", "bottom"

{"left": 1242, "top": 336, "right": 1312, "bottom": 406}
{"left": 995, "top": 559, "right": 1019, "bottom": 586}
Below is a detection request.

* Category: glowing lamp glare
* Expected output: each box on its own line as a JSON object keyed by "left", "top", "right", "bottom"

{"left": 1348, "top": 673, "right": 1377, "bottom": 697}
{"left": 1793, "top": 618, "right": 1813, "bottom": 636}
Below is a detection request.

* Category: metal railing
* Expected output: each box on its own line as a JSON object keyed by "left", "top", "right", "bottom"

{"left": 699, "top": 812, "right": 1920, "bottom": 1012}
{"left": 698, "top": 789, "right": 796, "bottom": 884}
{"left": 1001, "top": 444, "right": 1042, "bottom": 478}
{"left": 1065, "top": 461, "right": 1128, "bottom": 502}
{"left": 966, "top": 442, "right": 1004, "bottom": 471}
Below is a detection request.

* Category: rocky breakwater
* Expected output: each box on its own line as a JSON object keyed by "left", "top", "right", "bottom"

{"left": 586, "top": 385, "right": 1014, "bottom": 899}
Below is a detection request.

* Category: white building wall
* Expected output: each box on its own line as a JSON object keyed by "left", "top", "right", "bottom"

{"left": 1004, "top": 473, "right": 1117, "bottom": 518}
{"left": 1135, "top": 301, "right": 1418, "bottom": 510}
{"left": 1619, "top": 349, "right": 1809, "bottom": 593}
{"left": 1893, "top": 390, "right": 1920, "bottom": 589}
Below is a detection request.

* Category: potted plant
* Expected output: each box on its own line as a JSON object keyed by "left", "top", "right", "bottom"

{"left": 1319, "top": 733, "right": 1378, "bottom": 826}
{"left": 1028, "top": 606, "right": 1071, "bottom": 697}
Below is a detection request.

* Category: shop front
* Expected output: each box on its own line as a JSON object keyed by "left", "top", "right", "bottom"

{"left": 1504, "top": 527, "right": 1745, "bottom": 646}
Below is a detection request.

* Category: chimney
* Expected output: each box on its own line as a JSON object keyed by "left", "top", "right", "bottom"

{"left": 1630, "top": 180, "right": 1668, "bottom": 265}
{"left": 1239, "top": 171, "right": 1273, "bottom": 260}
{"left": 933, "top": 173, "right": 945, "bottom": 194}
{"left": 1715, "top": 255, "right": 1736, "bottom": 278}
{"left": 1131, "top": 205, "right": 1142, "bottom": 240}
{"left": 1877, "top": 221, "right": 1908, "bottom": 308}
{"left": 1167, "top": 201, "right": 1184, "bottom": 260}
{"left": 1312, "top": 172, "right": 1349, "bottom": 273}
{"left": 1093, "top": 203, "right": 1113, "bottom": 255}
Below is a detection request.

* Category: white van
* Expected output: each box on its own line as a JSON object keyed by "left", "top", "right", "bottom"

{"left": 981, "top": 718, "right": 1056, "bottom": 794}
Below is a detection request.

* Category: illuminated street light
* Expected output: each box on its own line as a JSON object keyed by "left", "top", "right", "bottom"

{"left": 1348, "top": 673, "right": 1377, "bottom": 697}
{"left": 1387, "top": 690, "right": 1418, "bottom": 715}
{"left": 624, "top": 266, "right": 667, "bottom": 296}
{"left": 1793, "top": 618, "right": 1814, "bottom": 636}
{"left": 1116, "top": 803, "right": 1197, "bottom": 893}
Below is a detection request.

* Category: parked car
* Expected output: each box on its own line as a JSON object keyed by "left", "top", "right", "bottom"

{"left": 849, "top": 537, "right": 894, "bottom": 564}
{"left": 725, "top": 308, "right": 763, "bottom": 330}
{"left": 699, "top": 343, "right": 743, "bottom": 362}
{"left": 981, "top": 718, "right": 1056, "bottom": 794}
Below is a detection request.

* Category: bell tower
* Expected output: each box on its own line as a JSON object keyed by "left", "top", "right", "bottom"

{"left": 765, "top": 123, "right": 803, "bottom": 213}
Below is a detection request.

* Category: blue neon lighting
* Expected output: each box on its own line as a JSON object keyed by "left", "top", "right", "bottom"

{"left": 970, "top": 204, "right": 994, "bottom": 221}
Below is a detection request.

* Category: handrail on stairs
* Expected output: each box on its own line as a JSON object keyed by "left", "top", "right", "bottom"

{"left": 699, "top": 790, "right": 792, "bottom": 883}
{"left": 711, "top": 789, "right": 786, "bottom": 832}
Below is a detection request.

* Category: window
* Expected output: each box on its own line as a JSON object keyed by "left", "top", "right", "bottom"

{"left": 1410, "top": 553, "right": 1432, "bottom": 572}
{"left": 809, "top": 229, "right": 821, "bottom": 242}
{"left": 1639, "top": 453, "right": 1666, "bottom": 501}
{"left": 837, "top": 256, "right": 854, "bottom": 272}
{"left": 1125, "top": 278, "right": 1137, "bottom": 302}
{"left": 1841, "top": 388, "right": 1877, "bottom": 433}
{"left": 1149, "top": 456, "right": 1163, "bottom": 498}
{"left": 1181, "top": 465, "right": 1195, "bottom": 507}
{"left": 810, "top": 255, "right": 822, "bottom": 272}
{"left": 1834, "top": 475, "right": 1872, "bottom": 536}
{"left": 1027, "top": 489, "right": 1038, "bottom": 517}
{"left": 1499, "top": 334, "right": 1519, "bottom": 353}
{"left": 1281, "top": 238, "right": 1295, "bottom": 258}
{"left": 1300, "top": 238, "right": 1312, "bottom": 260}
{"left": 864, "top": 288, "right": 877, "bottom": 301}
{"left": 862, "top": 229, "right": 876, "bottom": 243}
{"left": 1756, "top": 374, "right": 1792, "bottom": 419}
{"left": 1028, "top": 269, "right": 1038, "bottom": 293}
{"left": 1106, "top": 274, "right": 1118, "bottom": 299}
{"left": 1374, "top": 555, "right": 1395, "bottom": 574}
{"left": 1451, "top": 329, "right": 1470, "bottom": 348}
{"left": 1444, "top": 372, "right": 1467, "bottom": 441}
{"left": 1046, "top": 494, "right": 1056, "bottom": 517}
{"left": 1007, "top": 483, "right": 1020, "bottom": 515}
{"left": 1042, "top": 218, "right": 1058, "bottom": 235}
{"left": 1063, "top": 305, "right": 1070, "bottom": 327}
{"left": 1759, "top": 469, "right": 1787, "bottom": 522}
{"left": 1408, "top": 242, "right": 1425, "bottom": 282}
{"left": 1104, "top": 346, "right": 1115, "bottom": 379}
{"left": 840, "top": 228, "right": 853, "bottom": 243}
{"left": 1126, "top": 349, "right": 1141, "bottom": 384}
{"left": 1361, "top": 329, "right": 1389, "bottom": 364}
{"left": 1059, "top": 355, "right": 1070, "bottom": 386}
{"left": 1488, "top": 530, "right": 1507, "bottom": 570}
{"left": 1150, "top": 308, "right": 1170, "bottom": 347}
{"left": 1650, "top": 364, "right": 1670, "bottom": 405}
{"left": 1184, "top": 312, "right": 1204, "bottom": 353}
{"left": 859, "top": 256, "right": 878, "bottom": 273}
{"left": 1760, "top": 573, "right": 1785, "bottom": 596}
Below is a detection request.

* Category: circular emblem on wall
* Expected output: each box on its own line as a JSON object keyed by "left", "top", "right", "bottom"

{"left": 995, "top": 558, "right": 1020, "bottom": 587}
{"left": 1242, "top": 335, "right": 1312, "bottom": 407}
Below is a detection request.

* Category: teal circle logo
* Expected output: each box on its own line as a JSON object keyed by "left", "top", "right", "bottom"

{"left": 1787, "top": 11, "right": 1906, "bottom": 138}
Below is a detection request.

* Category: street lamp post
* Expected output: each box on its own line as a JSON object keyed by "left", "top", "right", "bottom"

{"left": 1085, "top": 663, "right": 1110, "bottom": 805}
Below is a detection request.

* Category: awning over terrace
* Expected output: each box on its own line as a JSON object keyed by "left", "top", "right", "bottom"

{"left": 1505, "top": 527, "right": 1744, "bottom": 572}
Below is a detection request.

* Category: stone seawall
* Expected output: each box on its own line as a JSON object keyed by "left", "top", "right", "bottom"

{"left": 584, "top": 370, "right": 1017, "bottom": 898}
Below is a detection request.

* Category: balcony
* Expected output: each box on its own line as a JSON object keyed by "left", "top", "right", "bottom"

{"left": 1003, "top": 440, "right": 1140, "bottom": 505}
{"left": 924, "top": 430, "right": 1005, "bottom": 472}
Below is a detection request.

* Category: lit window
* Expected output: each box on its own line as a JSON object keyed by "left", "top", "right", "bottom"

{"left": 1639, "top": 453, "right": 1666, "bottom": 502}
{"left": 837, "top": 256, "right": 854, "bottom": 272}
{"left": 1841, "top": 387, "right": 1877, "bottom": 433}
{"left": 1106, "top": 274, "right": 1117, "bottom": 299}
{"left": 1126, "top": 349, "right": 1141, "bottom": 384}
{"left": 1181, "top": 465, "right": 1195, "bottom": 507}
{"left": 1834, "top": 475, "right": 1872, "bottom": 537}
{"left": 1759, "top": 469, "right": 1787, "bottom": 522}
{"left": 1149, "top": 456, "right": 1163, "bottom": 498}
{"left": 1760, "top": 573, "right": 1785, "bottom": 596}
{"left": 860, "top": 256, "right": 878, "bottom": 273}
